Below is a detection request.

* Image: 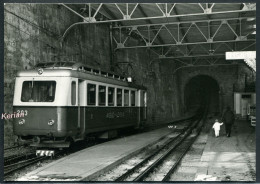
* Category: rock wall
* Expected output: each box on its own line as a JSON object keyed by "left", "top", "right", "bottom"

{"left": 176, "top": 63, "right": 255, "bottom": 114}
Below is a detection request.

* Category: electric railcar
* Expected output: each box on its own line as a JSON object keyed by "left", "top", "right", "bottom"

{"left": 13, "top": 62, "right": 147, "bottom": 148}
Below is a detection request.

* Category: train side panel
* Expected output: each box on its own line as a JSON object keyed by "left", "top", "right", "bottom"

{"left": 13, "top": 106, "right": 79, "bottom": 138}
{"left": 12, "top": 66, "right": 147, "bottom": 147}
{"left": 84, "top": 107, "right": 139, "bottom": 133}
{"left": 13, "top": 106, "right": 140, "bottom": 138}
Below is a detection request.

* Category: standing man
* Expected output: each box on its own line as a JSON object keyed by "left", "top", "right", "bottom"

{"left": 222, "top": 106, "right": 235, "bottom": 137}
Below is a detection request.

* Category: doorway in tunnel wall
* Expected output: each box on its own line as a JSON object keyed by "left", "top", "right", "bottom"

{"left": 184, "top": 75, "right": 220, "bottom": 114}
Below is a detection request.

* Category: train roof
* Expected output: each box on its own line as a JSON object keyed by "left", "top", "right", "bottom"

{"left": 16, "top": 62, "right": 146, "bottom": 90}
{"left": 35, "top": 61, "right": 124, "bottom": 77}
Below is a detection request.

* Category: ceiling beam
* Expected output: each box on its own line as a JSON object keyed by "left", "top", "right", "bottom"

{"left": 60, "top": 3, "right": 256, "bottom": 57}
{"left": 233, "top": 3, "right": 244, "bottom": 51}
{"left": 62, "top": 3, "right": 255, "bottom": 24}
{"left": 112, "top": 16, "right": 254, "bottom": 29}
{"left": 138, "top": 5, "right": 164, "bottom": 45}
{"left": 114, "top": 39, "right": 255, "bottom": 49}
{"left": 171, "top": 5, "right": 192, "bottom": 59}
{"left": 148, "top": 40, "right": 255, "bottom": 60}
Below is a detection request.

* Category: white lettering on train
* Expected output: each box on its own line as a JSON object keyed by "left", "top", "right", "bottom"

{"left": 1, "top": 111, "right": 27, "bottom": 120}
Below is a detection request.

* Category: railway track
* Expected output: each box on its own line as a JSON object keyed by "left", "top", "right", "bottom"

{"left": 4, "top": 155, "right": 47, "bottom": 177}
{"left": 4, "top": 149, "right": 68, "bottom": 179}
{"left": 4, "top": 152, "right": 36, "bottom": 166}
{"left": 138, "top": 133, "right": 198, "bottom": 181}
{"left": 4, "top": 137, "right": 108, "bottom": 180}
{"left": 4, "top": 145, "right": 22, "bottom": 151}
{"left": 95, "top": 115, "right": 205, "bottom": 182}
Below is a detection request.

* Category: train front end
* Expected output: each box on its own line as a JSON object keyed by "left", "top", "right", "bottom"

{"left": 13, "top": 69, "right": 73, "bottom": 147}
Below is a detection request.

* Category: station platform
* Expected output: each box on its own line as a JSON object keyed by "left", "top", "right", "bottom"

{"left": 18, "top": 126, "right": 174, "bottom": 181}
{"left": 172, "top": 118, "right": 256, "bottom": 181}
{"left": 17, "top": 117, "right": 256, "bottom": 181}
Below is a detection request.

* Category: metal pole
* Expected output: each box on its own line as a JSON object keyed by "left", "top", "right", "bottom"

{"left": 109, "top": 23, "right": 115, "bottom": 71}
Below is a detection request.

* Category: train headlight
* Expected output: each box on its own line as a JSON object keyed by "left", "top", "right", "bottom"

{"left": 48, "top": 119, "right": 55, "bottom": 126}
{"left": 18, "top": 119, "right": 25, "bottom": 125}
{"left": 38, "top": 68, "right": 44, "bottom": 75}
{"left": 127, "top": 76, "right": 132, "bottom": 82}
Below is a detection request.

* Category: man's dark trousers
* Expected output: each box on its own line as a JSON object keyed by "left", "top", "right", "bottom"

{"left": 225, "top": 123, "right": 232, "bottom": 137}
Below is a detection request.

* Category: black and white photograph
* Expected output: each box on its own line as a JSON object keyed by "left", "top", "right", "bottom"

{"left": 2, "top": 2, "right": 257, "bottom": 182}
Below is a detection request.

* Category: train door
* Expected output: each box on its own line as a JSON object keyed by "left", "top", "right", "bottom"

{"left": 241, "top": 94, "right": 251, "bottom": 118}
{"left": 70, "top": 79, "right": 79, "bottom": 132}
{"left": 78, "top": 80, "right": 86, "bottom": 138}
{"left": 234, "top": 93, "right": 241, "bottom": 115}
{"left": 137, "top": 90, "right": 147, "bottom": 127}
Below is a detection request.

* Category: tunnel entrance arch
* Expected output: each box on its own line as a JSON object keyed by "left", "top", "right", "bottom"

{"left": 184, "top": 75, "right": 220, "bottom": 114}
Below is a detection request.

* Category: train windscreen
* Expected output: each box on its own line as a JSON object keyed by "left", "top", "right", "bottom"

{"left": 21, "top": 81, "right": 56, "bottom": 102}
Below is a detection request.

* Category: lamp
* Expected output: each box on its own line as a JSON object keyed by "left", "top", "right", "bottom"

{"left": 127, "top": 76, "right": 132, "bottom": 82}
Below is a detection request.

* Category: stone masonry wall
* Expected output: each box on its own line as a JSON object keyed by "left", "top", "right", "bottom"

{"left": 114, "top": 50, "right": 182, "bottom": 126}
{"left": 235, "top": 63, "right": 256, "bottom": 92}
{"left": 176, "top": 63, "right": 255, "bottom": 114}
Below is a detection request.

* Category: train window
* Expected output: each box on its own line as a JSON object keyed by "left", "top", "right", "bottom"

{"left": 242, "top": 95, "right": 251, "bottom": 98}
{"left": 71, "top": 81, "right": 76, "bottom": 105}
{"left": 86, "top": 67, "right": 92, "bottom": 72}
{"left": 131, "top": 91, "right": 135, "bottom": 106}
{"left": 78, "top": 67, "right": 85, "bottom": 72}
{"left": 93, "top": 69, "right": 100, "bottom": 74}
{"left": 124, "top": 90, "right": 129, "bottom": 106}
{"left": 21, "top": 81, "right": 56, "bottom": 102}
{"left": 108, "top": 87, "right": 115, "bottom": 106}
{"left": 143, "top": 91, "right": 147, "bottom": 107}
{"left": 87, "top": 84, "right": 96, "bottom": 105}
{"left": 101, "top": 71, "right": 107, "bottom": 77}
{"left": 117, "top": 88, "right": 122, "bottom": 106}
{"left": 99, "top": 85, "right": 106, "bottom": 106}
{"left": 115, "top": 75, "right": 120, "bottom": 80}
{"left": 108, "top": 73, "right": 113, "bottom": 77}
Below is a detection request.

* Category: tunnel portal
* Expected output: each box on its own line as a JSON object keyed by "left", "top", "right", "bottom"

{"left": 184, "top": 75, "right": 220, "bottom": 114}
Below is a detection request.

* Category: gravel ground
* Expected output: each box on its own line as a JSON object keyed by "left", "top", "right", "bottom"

{"left": 5, "top": 157, "right": 55, "bottom": 181}
{"left": 4, "top": 146, "right": 35, "bottom": 158}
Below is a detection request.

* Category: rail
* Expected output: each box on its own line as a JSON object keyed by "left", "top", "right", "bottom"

{"left": 110, "top": 114, "right": 203, "bottom": 181}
